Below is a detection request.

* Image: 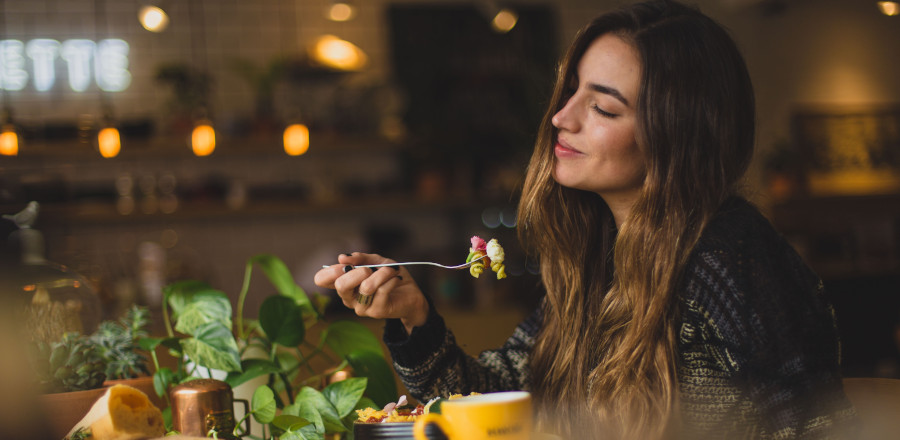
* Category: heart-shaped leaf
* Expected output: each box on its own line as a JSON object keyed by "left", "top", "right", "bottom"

{"left": 289, "top": 386, "right": 347, "bottom": 433}
{"left": 225, "top": 359, "right": 281, "bottom": 389}
{"left": 323, "top": 377, "right": 368, "bottom": 418}
{"left": 251, "top": 385, "right": 277, "bottom": 424}
{"left": 272, "top": 414, "right": 312, "bottom": 432}
{"left": 346, "top": 350, "right": 397, "bottom": 408}
{"left": 181, "top": 322, "right": 241, "bottom": 373}
{"left": 259, "top": 295, "right": 305, "bottom": 347}
{"left": 174, "top": 290, "right": 232, "bottom": 336}
{"left": 250, "top": 254, "right": 316, "bottom": 317}
{"left": 323, "top": 320, "right": 383, "bottom": 359}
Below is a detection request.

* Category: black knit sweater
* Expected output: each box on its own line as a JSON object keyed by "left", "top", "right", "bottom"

{"left": 383, "top": 198, "right": 858, "bottom": 438}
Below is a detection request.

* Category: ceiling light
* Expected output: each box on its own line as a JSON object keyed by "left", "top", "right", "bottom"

{"left": 139, "top": 5, "right": 169, "bottom": 32}
{"left": 311, "top": 35, "right": 367, "bottom": 71}
{"left": 327, "top": 1, "right": 356, "bottom": 22}
{"left": 878, "top": 1, "right": 899, "bottom": 16}
{"left": 491, "top": 8, "right": 518, "bottom": 33}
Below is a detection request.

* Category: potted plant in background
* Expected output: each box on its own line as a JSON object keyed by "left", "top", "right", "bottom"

{"left": 29, "top": 305, "right": 163, "bottom": 439}
{"left": 32, "top": 332, "right": 110, "bottom": 439}
{"left": 91, "top": 304, "right": 162, "bottom": 408}
{"left": 143, "top": 253, "right": 397, "bottom": 439}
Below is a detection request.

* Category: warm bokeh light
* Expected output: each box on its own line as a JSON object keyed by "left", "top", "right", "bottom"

{"left": 139, "top": 6, "right": 170, "bottom": 32}
{"left": 491, "top": 9, "right": 518, "bottom": 33}
{"left": 878, "top": 1, "right": 900, "bottom": 16}
{"left": 191, "top": 123, "right": 215, "bottom": 156}
{"left": 97, "top": 127, "right": 121, "bottom": 158}
{"left": 0, "top": 125, "right": 18, "bottom": 156}
{"left": 327, "top": 2, "right": 356, "bottom": 22}
{"left": 283, "top": 123, "right": 310, "bottom": 156}
{"left": 312, "top": 35, "right": 367, "bottom": 71}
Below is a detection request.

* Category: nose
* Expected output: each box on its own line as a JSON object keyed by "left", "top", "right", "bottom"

{"left": 551, "top": 96, "right": 578, "bottom": 132}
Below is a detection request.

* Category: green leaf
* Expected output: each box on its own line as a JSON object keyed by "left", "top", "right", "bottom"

{"left": 272, "top": 415, "right": 312, "bottom": 432}
{"left": 139, "top": 336, "right": 181, "bottom": 352}
{"left": 181, "top": 322, "right": 241, "bottom": 373}
{"left": 259, "top": 295, "right": 305, "bottom": 347}
{"left": 250, "top": 385, "right": 277, "bottom": 424}
{"left": 346, "top": 350, "right": 398, "bottom": 408}
{"left": 164, "top": 280, "right": 218, "bottom": 319}
{"left": 323, "top": 320, "right": 383, "bottom": 359}
{"left": 323, "top": 377, "right": 368, "bottom": 418}
{"left": 153, "top": 368, "right": 175, "bottom": 399}
{"left": 284, "top": 399, "right": 324, "bottom": 434}
{"left": 225, "top": 359, "right": 281, "bottom": 389}
{"left": 173, "top": 290, "right": 232, "bottom": 336}
{"left": 279, "top": 425, "right": 318, "bottom": 440}
{"left": 250, "top": 254, "right": 316, "bottom": 317}
{"left": 343, "top": 396, "right": 376, "bottom": 435}
{"left": 138, "top": 337, "right": 163, "bottom": 352}
{"left": 288, "top": 386, "right": 347, "bottom": 434}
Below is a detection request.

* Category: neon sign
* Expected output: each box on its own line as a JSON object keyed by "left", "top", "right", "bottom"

{"left": 0, "top": 38, "right": 131, "bottom": 92}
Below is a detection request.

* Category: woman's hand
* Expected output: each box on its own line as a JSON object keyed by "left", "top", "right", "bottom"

{"left": 314, "top": 252, "right": 428, "bottom": 334}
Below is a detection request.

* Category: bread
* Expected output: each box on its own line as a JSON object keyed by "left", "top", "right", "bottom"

{"left": 66, "top": 384, "right": 166, "bottom": 440}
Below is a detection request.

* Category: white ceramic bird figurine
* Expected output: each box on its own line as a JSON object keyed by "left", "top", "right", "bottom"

{"left": 2, "top": 201, "right": 39, "bottom": 229}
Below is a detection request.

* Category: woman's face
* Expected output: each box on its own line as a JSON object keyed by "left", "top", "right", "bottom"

{"left": 551, "top": 34, "right": 645, "bottom": 205}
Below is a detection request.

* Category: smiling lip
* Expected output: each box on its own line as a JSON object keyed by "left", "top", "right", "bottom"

{"left": 554, "top": 141, "right": 582, "bottom": 158}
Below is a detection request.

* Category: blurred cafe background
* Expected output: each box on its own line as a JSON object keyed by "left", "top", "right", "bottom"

{"left": 1, "top": 0, "right": 899, "bottom": 380}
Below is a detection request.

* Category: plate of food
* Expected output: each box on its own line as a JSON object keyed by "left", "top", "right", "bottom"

{"left": 353, "top": 394, "right": 478, "bottom": 440}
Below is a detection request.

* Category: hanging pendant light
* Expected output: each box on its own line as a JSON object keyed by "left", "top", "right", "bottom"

{"left": 191, "top": 119, "right": 215, "bottom": 156}
{"left": 0, "top": 123, "right": 17, "bottom": 156}
{"left": 878, "top": 1, "right": 900, "bottom": 16}
{"left": 283, "top": 123, "right": 310, "bottom": 156}
{"left": 491, "top": 8, "right": 518, "bottom": 33}
{"left": 327, "top": 0, "right": 356, "bottom": 22}
{"left": 0, "top": 109, "right": 17, "bottom": 156}
{"left": 138, "top": 4, "right": 170, "bottom": 32}
{"left": 97, "top": 126, "right": 121, "bottom": 158}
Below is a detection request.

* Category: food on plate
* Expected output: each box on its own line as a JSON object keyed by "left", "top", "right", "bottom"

{"left": 65, "top": 384, "right": 165, "bottom": 440}
{"left": 355, "top": 393, "right": 482, "bottom": 423}
{"left": 467, "top": 236, "right": 506, "bottom": 280}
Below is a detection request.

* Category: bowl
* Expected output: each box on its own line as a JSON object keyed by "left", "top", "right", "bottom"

{"left": 353, "top": 421, "right": 448, "bottom": 440}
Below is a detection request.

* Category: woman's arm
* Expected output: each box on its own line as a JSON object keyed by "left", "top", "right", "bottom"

{"left": 383, "top": 304, "right": 540, "bottom": 403}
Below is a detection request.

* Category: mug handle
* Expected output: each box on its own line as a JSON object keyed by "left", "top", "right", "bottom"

{"left": 235, "top": 398, "right": 251, "bottom": 437}
{"left": 414, "top": 413, "right": 454, "bottom": 440}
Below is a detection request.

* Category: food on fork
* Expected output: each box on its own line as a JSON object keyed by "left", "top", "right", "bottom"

{"left": 467, "top": 236, "right": 506, "bottom": 279}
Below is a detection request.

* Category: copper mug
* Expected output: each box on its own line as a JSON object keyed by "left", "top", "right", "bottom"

{"left": 170, "top": 379, "right": 250, "bottom": 439}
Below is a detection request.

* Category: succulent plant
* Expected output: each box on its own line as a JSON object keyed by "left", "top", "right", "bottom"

{"left": 33, "top": 332, "right": 107, "bottom": 393}
{"left": 90, "top": 305, "right": 151, "bottom": 380}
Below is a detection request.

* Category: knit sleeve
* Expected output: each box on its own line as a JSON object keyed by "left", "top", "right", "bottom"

{"left": 382, "top": 303, "right": 539, "bottom": 403}
{"left": 684, "top": 222, "right": 859, "bottom": 438}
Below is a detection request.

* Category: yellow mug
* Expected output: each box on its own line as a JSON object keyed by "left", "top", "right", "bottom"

{"left": 413, "top": 391, "right": 532, "bottom": 440}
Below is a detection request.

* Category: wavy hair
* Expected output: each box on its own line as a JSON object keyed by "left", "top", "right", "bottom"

{"left": 517, "top": 0, "right": 755, "bottom": 437}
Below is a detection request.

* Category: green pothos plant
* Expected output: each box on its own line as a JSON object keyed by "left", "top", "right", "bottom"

{"left": 140, "top": 254, "right": 396, "bottom": 439}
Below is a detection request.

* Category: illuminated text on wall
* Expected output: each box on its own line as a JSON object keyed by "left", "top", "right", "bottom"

{"left": 0, "top": 39, "right": 131, "bottom": 92}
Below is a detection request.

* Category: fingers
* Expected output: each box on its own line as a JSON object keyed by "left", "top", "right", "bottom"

{"left": 323, "top": 252, "right": 406, "bottom": 316}
{"left": 364, "top": 275, "right": 403, "bottom": 315}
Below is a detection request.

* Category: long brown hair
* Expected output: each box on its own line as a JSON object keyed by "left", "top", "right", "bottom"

{"left": 518, "top": 0, "right": 755, "bottom": 437}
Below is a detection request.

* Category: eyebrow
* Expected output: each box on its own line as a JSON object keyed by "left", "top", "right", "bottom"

{"left": 588, "top": 83, "right": 629, "bottom": 107}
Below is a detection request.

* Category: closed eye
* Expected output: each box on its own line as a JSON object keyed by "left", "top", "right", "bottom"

{"left": 592, "top": 104, "right": 619, "bottom": 118}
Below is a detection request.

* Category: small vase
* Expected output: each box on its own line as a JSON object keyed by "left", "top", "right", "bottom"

{"left": 38, "top": 387, "right": 108, "bottom": 439}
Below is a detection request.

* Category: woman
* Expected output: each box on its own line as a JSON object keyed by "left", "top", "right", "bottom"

{"left": 315, "top": 0, "right": 858, "bottom": 438}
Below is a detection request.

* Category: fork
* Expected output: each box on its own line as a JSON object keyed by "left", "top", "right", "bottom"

{"left": 322, "top": 255, "right": 485, "bottom": 270}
